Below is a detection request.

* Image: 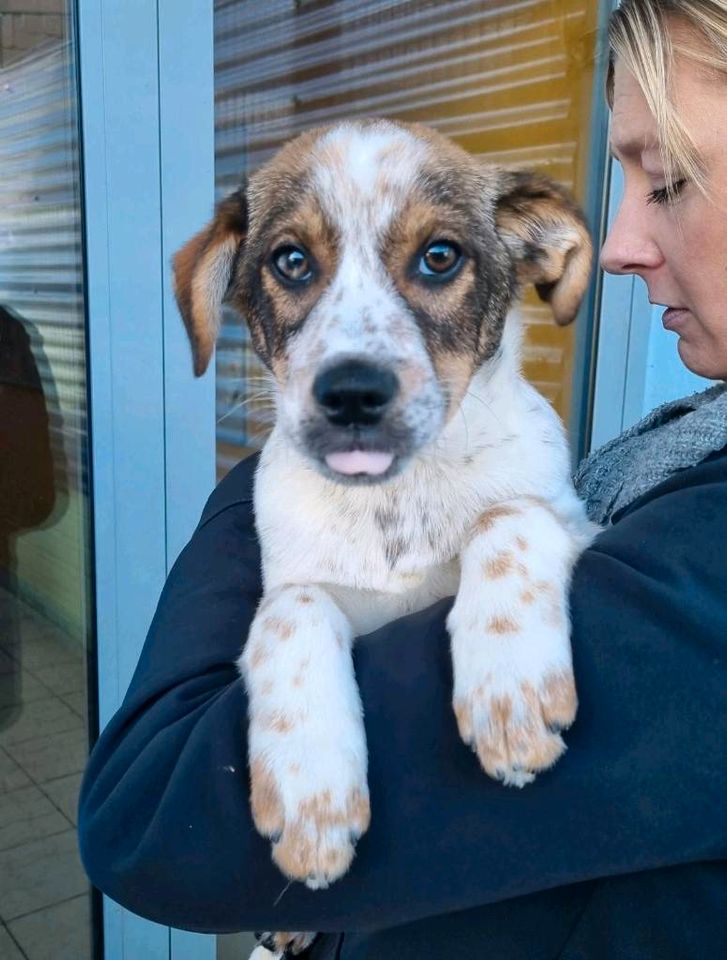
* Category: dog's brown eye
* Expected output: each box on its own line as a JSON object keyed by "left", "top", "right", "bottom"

{"left": 272, "top": 245, "right": 313, "bottom": 284}
{"left": 419, "top": 240, "right": 461, "bottom": 279}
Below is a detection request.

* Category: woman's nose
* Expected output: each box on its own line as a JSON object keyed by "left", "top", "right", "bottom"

{"left": 600, "top": 195, "right": 663, "bottom": 276}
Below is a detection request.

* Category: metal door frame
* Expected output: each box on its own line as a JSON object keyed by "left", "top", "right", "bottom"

{"left": 78, "top": 0, "right": 216, "bottom": 957}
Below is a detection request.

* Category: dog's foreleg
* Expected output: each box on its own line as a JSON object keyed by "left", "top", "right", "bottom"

{"left": 239, "top": 585, "right": 370, "bottom": 888}
{"left": 448, "top": 497, "right": 581, "bottom": 787}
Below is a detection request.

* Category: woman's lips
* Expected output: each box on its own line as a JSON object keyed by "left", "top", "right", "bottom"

{"left": 662, "top": 307, "right": 689, "bottom": 331}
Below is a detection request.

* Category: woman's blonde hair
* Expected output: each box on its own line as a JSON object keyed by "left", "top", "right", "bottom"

{"left": 607, "top": 0, "right": 727, "bottom": 197}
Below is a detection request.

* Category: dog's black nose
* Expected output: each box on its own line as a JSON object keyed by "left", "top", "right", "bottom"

{"left": 313, "top": 360, "right": 399, "bottom": 427}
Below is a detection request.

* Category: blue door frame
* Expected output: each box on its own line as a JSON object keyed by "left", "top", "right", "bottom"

{"left": 78, "top": 1, "right": 216, "bottom": 957}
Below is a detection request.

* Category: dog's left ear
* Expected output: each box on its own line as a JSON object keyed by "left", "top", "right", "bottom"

{"left": 494, "top": 170, "right": 592, "bottom": 325}
{"left": 172, "top": 188, "right": 247, "bottom": 376}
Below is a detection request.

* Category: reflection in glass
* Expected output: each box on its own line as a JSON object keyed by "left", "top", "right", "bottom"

{"left": 0, "top": 8, "right": 96, "bottom": 959}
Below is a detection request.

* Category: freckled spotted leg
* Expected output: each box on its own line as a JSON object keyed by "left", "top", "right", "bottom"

{"left": 448, "top": 498, "right": 580, "bottom": 787}
{"left": 238, "top": 584, "right": 370, "bottom": 891}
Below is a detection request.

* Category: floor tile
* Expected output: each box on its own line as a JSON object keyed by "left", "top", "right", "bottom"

{"left": 0, "top": 784, "right": 70, "bottom": 851}
{"left": 8, "top": 895, "right": 91, "bottom": 960}
{"left": 0, "top": 830, "right": 87, "bottom": 922}
{"left": 0, "top": 750, "right": 31, "bottom": 796}
{"left": 28, "top": 663, "right": 85, "bottom": 698}
{"left": 39, "top": 774, "right": 81, "bottom": 827}
{"left": 0, "top": 924, "right": 25, "bottom": 960}
{"left": 58, "top": 692, "right": 85, "bottom": 719}
{"left": 0, "top": 654, "right": 55, "bottom": 706}
{"left": 0, "top": 699, "right": 83, "bottom": 749}
{"left": 1, "top": 626, "right": 82, "bottom": 673}
{"left": 4, "top": 727, "right": 87, "bottom": 785}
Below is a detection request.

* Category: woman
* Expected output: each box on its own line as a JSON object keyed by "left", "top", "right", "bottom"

{"left": 78, "top": 2, "right": 727, "bottom": 957}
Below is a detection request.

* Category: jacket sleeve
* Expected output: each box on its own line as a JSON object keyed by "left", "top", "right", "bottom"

{"left": 78, "top": 448, "right": 727, "bottom": 934}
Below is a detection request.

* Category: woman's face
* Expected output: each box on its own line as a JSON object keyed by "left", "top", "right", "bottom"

{"left": 601, "top": 38, "right": 727, "bottom": 380}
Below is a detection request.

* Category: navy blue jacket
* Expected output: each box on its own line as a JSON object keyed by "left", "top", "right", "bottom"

{"left": 79, "top": 446, "right": 727, "bottom": 958}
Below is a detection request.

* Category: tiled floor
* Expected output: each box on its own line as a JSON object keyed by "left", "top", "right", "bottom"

{"left": 0, "top": 588, "right": 92, "bottom": 960}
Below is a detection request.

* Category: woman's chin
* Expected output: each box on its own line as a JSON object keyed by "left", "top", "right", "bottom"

{"left": 676, "top": 338, "right": 727, "bottom": 381}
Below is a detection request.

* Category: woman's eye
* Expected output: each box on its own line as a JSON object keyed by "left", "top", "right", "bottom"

{"left": 272, "top": 245, "right": 313, "bottom": 283}
{"left": 418, "top": 240, "right": 462, "bottom": 278}
{"left": 646, "top": 178, "right": 687, "bottom": 206}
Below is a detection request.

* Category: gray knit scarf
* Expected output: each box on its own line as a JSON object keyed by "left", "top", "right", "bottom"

{"left": 574, "top": 381, "right": 727, "bottom": 525}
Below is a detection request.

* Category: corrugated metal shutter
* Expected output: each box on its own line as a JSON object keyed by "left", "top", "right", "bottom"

{"left": 214, "top": 0, "right": 599, "bottom": 475}
{"left": 0, "top": 42, "right": 88, "bottom": 633}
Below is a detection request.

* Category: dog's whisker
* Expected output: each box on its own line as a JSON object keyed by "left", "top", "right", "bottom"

{"left": 217, "top": 392, "right": 278, "bottom": 424}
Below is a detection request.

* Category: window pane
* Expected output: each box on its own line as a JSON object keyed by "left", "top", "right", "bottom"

{"left": 0, "top": 4, "right": 97, "bottom": 958}
{"left": 214, "top": 0, "right": 601, "bottom": 479}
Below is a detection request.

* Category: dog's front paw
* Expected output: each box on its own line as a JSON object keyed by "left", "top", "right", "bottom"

{"left": 453, "top": 668, "right": 577, "bottom": 787}
{"left": 250, "top": 755, "right": 370, "bottom": 889}
{"left": 254, "top": 931, "right": 317, "bottom": 958}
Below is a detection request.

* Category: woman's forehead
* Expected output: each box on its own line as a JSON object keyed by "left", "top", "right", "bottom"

{"left": 608, "top": 66, "right": 658, "bottom": 160}
{"left": 610, "top": 53, "right": 726, "bottom": 164}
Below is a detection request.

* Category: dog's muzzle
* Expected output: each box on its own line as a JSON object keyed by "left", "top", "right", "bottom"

{"left": 313, "top": 359, "right": 398, "bottom": 427}
{"left": 309, "top": 359, "right": 403, "bottom": 478}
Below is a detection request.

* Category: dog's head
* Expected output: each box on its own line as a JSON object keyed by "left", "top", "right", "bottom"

{"left": 174, "top": 119, "right": 591, "bottom": 483}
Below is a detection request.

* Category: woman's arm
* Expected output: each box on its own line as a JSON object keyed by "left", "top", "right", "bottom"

{"left": 78, "top": 448, "right": 727, "bottom": 934}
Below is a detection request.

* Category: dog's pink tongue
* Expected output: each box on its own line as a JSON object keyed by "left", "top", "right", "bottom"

{"left": 326, "top": 450, "right": 394, "bottom": 476}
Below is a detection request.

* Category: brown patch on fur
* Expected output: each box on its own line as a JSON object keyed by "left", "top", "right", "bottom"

{"left": 434, "top": 351, "right": 478, "bottom": 419}
{"left": 520, "top": 588, "right": 536, "bottom": 605}
{"left": 272, "top": 787, "right": 370, "bottom": 882}
{"left": 469, "top": 504, "right": 520, "bottom": 538}
{"left": 262, "top": 616, "right": 295, "bottom": 640}
{"left": 453, "top": 698, "right": 473, "bottom": 742}
{"left": 540, "top": 670, "right": 578, "bottom": 730}
{"left": 483, "top": 551, "right": 516, "bottom": 579}
{"left": 260, "top": 711, "right": 296, "bottom": 734}
{"left": 288, "top": 763, "right": 302, "bottom": 776}
{"left": 516, "top": 536, "right": 528, "bottom": 551}
{"left": 534, "top": 580, "right": 558, "bottom": 599}
{"left": 248, "top": 644, "right": 269, "bottom": 670}
{"left": 297, "top": 592, "right": 314, "bottom": 604}
{"left": 464, "top": 683, "right": 567, "bottom": 780}
{"left": 250, "top": 759, "right": 284, "bottom": 836}
{"left": 487, "top": 615, "right": 520, "bottom": 634}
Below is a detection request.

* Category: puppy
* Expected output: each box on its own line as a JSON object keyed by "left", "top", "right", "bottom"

{"left": 173, "top": 118, "right": 596, "bottom": 958}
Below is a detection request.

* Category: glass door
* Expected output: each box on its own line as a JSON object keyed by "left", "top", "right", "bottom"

{"left": 0, "top": 2, "right": 99, "bottom": 958}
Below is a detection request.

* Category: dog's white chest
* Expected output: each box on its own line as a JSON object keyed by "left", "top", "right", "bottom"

{"left": 322, "top": 558, "right": 461, "bottom": 636}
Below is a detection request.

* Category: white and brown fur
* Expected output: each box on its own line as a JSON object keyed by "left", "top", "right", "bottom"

{"left": 173, "top": 119, "right": 596, "bottom": 959}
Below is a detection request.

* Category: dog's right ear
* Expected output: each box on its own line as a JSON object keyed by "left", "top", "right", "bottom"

{"left": 172, "top": 188, "right": 247, "bottom": 376}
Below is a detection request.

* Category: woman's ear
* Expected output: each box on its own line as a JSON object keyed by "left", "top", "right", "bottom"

{"left": 494, "top": 170, "right": 592, "bottom": 325}
{"left": 172, "top": 187, "right": 247, "bottom": 376}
